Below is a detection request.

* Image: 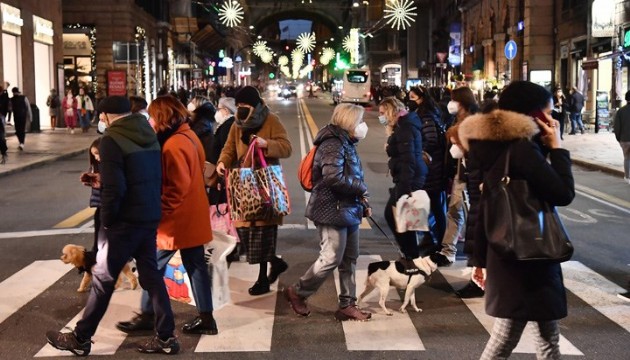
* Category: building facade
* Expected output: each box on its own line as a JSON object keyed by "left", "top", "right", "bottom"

{"left": 0, "top": 0, "right": 63, "bottom": 127}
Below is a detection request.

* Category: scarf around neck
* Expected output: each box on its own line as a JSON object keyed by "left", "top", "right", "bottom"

{"left": 235, "top": 103, "right": 268, "bottom": 129}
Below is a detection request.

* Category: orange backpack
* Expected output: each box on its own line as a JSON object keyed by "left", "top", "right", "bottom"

{"left": 298, "top": 145, "right": 318, "bottom": 192}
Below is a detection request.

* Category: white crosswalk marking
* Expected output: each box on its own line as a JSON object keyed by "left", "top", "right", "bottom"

{"left": 440, "top": 262, "right": 583, "bottom": 356}
{"left": 561, "top": 261, "right": 630, "bottom": 332}
{"left": 0, "top": 260, "right": 71, "bottom": 325}
{"left": 334, "top": 255, "right": 425, "bottom": 351}
{"left": 195, "top": 261, "right": 277, "bottom": 352}
{"left": 35, "top": 287, "right": 141, "bottom": 357}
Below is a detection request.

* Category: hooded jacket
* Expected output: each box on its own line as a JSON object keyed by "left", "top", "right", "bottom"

{"left": 458, "top": 110, "right": 575, "bottom": 321}
{"left": 191, "top": 102, "right": 215, "bottom": 162}
{"left": 415, "top": 105, "right": 447, "bottom": 192}
{"left": 306, "top": 125, "right": 367, "bottom": 226}
{"left": 99, "top": 113, "right": 162, "bottom": 228}
{"left": 386, "top": 111, "right": 428, "bottom": 199}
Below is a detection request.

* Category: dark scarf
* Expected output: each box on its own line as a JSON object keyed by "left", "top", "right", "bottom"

{"left": 157, "top": 121, "right": 183, "bottom": 147}
{"left": 237, "top": 104, "right": 269, "bottom": 145}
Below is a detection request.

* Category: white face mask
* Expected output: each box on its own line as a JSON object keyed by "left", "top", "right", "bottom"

{"left": 447, "top": 101, "right": 460, "bottom": 115}
{"left": 97, "top": 120, "right": 107, "bottom": 134}
{"left": 378, "top": 115, "right": 388, "bottom": 126}
{"left": 449, "top": 144, "right": 464, "bottom": 159}
{"left": 214, "top": 111, "right": 228, "bottom": 126}
{"left": 354, "top": 122, "right": 369, "bottom": 140}
{"left": 187, "top": 102, "right": 196, "bottom": 112}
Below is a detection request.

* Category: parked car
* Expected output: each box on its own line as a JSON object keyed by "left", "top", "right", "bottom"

{"left": 281, "top": 85, "right": 298, "bottom": 99}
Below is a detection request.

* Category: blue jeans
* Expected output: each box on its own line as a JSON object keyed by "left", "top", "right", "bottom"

{"left": 140, "top": 246, "right": 213, "bottom": 313}
{"left": 569, "top": 112, "right": 584, "bottom": 133}
{"left": 78, "top": 111, "right": 92, "bottom": 129}
{"left": 75, "top": 223, "right": 175, "bottom": 340}
{"left": 295, "top": 224, "right": 360, "bottom": 308}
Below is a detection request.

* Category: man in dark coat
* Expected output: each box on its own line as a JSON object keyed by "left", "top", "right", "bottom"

{"left": 46, "top": 96, "right": 180, "bottom": 356}
{"left": 8, "top": 87, "right": 32, "bottom": 151}
{"left": 567, "top": 86, "right": 585, "bottom": 135}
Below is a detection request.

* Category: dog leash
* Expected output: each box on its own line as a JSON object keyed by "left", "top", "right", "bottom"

{"left": 367, "top": 216, "right": 404, "bottom": 258}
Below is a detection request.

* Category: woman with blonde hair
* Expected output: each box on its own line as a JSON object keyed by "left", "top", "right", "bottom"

{"left": 285, "top": 103, "right": 372, "bottom": 320}
{"left": 117, "top": 95, "right": 217, "bottom": 336}
{"left": 379, "top": 96, "right": 428, "bottom": 274}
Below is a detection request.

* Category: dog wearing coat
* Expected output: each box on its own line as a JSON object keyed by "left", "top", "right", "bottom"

{"left": 357, "top": 256, "right": 437, "bottom": 315}
{"left": 60, "top": 244, "right": 138, "bottom": 292}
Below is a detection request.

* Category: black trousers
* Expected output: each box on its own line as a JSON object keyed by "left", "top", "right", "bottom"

{"left": 0, "top": 116, "right": 7, "bottom": 155}
{"left": 14, "top": 116, "right": 26, "bottom": 144}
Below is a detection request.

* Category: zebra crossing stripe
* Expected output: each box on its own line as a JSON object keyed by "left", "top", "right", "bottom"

{"left": 440, "top": 263, "right": 583, "bottom": 356}
{"left": 35, "top": 284, "right": 141, "bottom": 357}
{"left": 334, "top": 255, "right": 425, "bottom": 351}
{"left": 561, "top": 261, "right": 630, "bottom": 332}
{"left": 195, "top": 262, "right": 277, "bottom": 352}
{"left": 0, "top": 260, "right": 71, "bottom": 325}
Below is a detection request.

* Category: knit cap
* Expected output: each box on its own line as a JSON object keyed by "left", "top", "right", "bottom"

{"left": 235, "top": 86, "right": 262, "bottom": 107}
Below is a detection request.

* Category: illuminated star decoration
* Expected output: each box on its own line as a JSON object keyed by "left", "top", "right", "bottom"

{"left": 296, "top": 32, "right": 316, "bottom": 54}
{"left": 252, "top": 41, "right": 269, "bottom": 57}
{"left": 278, "top": 55, "right": 289, "bottom": 66}
{"left": 218, "top": 0, "right": 244, "bottom": 28}
{"left": 384, "top": 0, "right": 418, "bottom": 31}
{"left": 319, "top": 47, "right": 335, "bottom": 65}
{"left": 260, "top": 51, "right": 273, "bottom": 63}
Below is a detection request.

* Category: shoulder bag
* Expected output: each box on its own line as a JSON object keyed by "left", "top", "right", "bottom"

{"left": 481, "top": 145, "right": 573, "bottom": 263}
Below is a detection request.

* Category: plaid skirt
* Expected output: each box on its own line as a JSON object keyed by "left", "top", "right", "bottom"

{"left": 236, "top": 225, "right": 278, "bottom": 264}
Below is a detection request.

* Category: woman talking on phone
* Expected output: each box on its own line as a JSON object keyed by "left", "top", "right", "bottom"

{"left": 458, "top": 81, "right": 575, "bottom": 359}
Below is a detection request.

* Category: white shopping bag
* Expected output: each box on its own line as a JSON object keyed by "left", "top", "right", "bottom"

{"left": 204, "top": 230, "right": 237, "bottom": 310}
{"left": 393, "top": 190, "right": 430, "bottom": 233}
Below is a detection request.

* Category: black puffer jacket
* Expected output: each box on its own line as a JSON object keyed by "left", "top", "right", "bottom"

{"left": 191, "top": 102, "right": 215, "bottom": 162}
{"left": 459, "top": 110, "right": 575, "bottom": 321}
{"left": 416, "top": 106, "right": 447, "bottom": 193}
{"left": 306, "top": 125, "right": 367, "bottom": 227}
{"left": 209, "top": 116, "right": 234, "bottom": 164}
{"left": 386, "top": 111, "right": 428, "bottom": 199}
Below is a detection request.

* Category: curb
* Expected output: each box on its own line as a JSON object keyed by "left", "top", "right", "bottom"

{"left": 0, "top": 149, "right": 87, "bottom": 179}
{"left": 572, "top": 157, "right": 624, "bottom": 178}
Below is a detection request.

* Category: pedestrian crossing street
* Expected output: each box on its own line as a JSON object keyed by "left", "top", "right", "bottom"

{"left": 0, "top": 256, "right": 627, "bottom": 357}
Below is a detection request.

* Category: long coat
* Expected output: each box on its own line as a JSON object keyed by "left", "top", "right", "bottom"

{"left": 217, "top": 108, "right": 292, "bottom": 228}
{"left": 157, "top": 123, "right": 212, "bottom": 250}
{"left": 458, "top": 110, "right": 575, "bottom": 321}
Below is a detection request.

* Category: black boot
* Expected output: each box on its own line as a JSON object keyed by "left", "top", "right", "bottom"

{"left": 268, "top": 257, "right": 288, "bottom": 284}
{"left": 182, "top": 312, "right": 218, "bottom": 335}
{"left": 116, "top": 312, "right": 154, "bottom": 334}
{"left": 248, "top": 280, "right": 270, "bottom": 295}
{"left": 455, "top": 280, "right": 485, "bottom": 298}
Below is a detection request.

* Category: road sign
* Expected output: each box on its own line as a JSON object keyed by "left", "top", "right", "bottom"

{"left": 505, "top": 40, "right": 517, "bottom": 60}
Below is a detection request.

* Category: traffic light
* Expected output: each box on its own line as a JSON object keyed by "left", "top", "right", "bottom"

{"left": 269, "top": 72, "right": 275, "bottom": 79}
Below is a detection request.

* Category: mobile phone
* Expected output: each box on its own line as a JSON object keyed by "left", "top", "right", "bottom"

{"left": 530, "top": 110, "right": 551, "bottom": 125}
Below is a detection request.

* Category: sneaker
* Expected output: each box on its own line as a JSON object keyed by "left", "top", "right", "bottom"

{"left": 71, "top": 129, "right": 75, "bottom": 134}
{"left": 284, "top": 285, "right": 310, "bottom": 316}
{"left": 116, "top": 312, "right": 154, "bottom": 334}
{"left": 334, "top": 305, "right": 371, "bottom": 321}
{"left": 137, "top": 335, "right": 180, "bottom": 355}
{"left": 268, "top": 257, "right": 288, "bottom": 284}
{"left": 618, "top": 291, "right": 630, "bottom": 302}
{"left": 182, "top": 312, "right": 218, "bottom": 335}
{"left": 46, "top": 330, "right": 92, "bottom": 357}
{"left": 18, "top": 143, "right": 24, "bottom": 151}
{"left": 580, "top": 128, "right": 585, "bottom": 134}
{"left": 456, "top": 280, "right": 485, "bottom": 298}
{"left": 429, "top": 252, "right": 453, "bottom": 267}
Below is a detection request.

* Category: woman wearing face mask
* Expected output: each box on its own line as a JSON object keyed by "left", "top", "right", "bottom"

{"left": 285, "top": 103, "right": 372, "bottom": 320}
{"left": 407, "top": 86, "right": 448, "bottom": 255}
{"left": 379, "top": 97, "right": 428, "bottom": 274}
{"left": 216, "top": 86, "right": 292, "bottom": 295}
{"left": 430, "top": 87, "right": 479, "bottom": 269}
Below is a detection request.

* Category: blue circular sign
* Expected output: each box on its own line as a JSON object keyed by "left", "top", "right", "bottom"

{"left": 505, "top": 40, "right": 517, "bottom": 60}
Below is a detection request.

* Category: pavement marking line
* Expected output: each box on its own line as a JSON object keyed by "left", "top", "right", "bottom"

{"left": 0, "top": 260, "right": 72, "bottom": 325}
{"left": 575, "top": 185, "right": 630, "bottom": 215}
{"left": 440, "top": 263, "right": 583, "bottom": 356}
{"left": 195, "top": 262, "right": 277, "bottom": 352}
{"left": 299, "top": 99, "right": 371, "bottom": 230}
{"left": 35, "top": 287, "right": 141, "bottom": 357}
{"left": 561, "top": 261, "right": 629, "bottom": 332}
{"left": 53, "top": 207, "right": 96, "bottom": 229}
{"left": 333, "top": 254, "right": 425, "bottom": 351}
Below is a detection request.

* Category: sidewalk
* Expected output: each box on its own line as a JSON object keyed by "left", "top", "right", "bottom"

{"left": 0, "top": 114, "right": 625, "bottom": 179}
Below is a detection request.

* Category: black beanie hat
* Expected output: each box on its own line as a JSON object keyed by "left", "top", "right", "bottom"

{"left": 235, "top": 86, "right": 262, "bottom": 107}
{"left": 97, "top": 96, "right": 131, "bottom": 114}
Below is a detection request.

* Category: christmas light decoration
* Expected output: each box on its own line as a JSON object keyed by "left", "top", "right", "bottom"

{"left": 64, "top": 24, "right": 97, "bottom": 94}
{"left": 296, "top": 32, "right": 316, "bottom": 53}
{"left": 218, "top": 0, "right": 244, "bottom": 28}
{"left": 384, "top": 0, "right": 417, "bottom": 31}
{"left": 278, "top": 55, "right": 289, "bottom": 66}
{"left": 319, "top": 47, "right": 335, "bottom": 65}
{"left": 260, "top": 51, "right": 273, "bottom": 63}
{"left": 252, "top": 40, "right": 269, "bottom": 57}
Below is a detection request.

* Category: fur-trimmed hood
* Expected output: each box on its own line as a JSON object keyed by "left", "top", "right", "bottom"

{"left": 457, "top": 110, "right": 539, "bottom": 151}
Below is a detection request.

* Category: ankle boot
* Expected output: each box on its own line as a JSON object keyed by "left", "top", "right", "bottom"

{"left": 248, "top": 280, "right": 270, "bottom": 296}
{"left": 268, "top": 257, "right": 288, "bottom": 284}
{"left": 182, "top": 312, "right": 218, "bottom": 335}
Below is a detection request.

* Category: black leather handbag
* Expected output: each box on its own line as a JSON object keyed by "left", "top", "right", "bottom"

{"left": 481, "top": 145, "right": 574, "bottom": 263}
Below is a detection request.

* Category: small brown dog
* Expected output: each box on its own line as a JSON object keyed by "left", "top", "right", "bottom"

{"left": 60, "top": 244, "right": 138, "bottom": 292}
